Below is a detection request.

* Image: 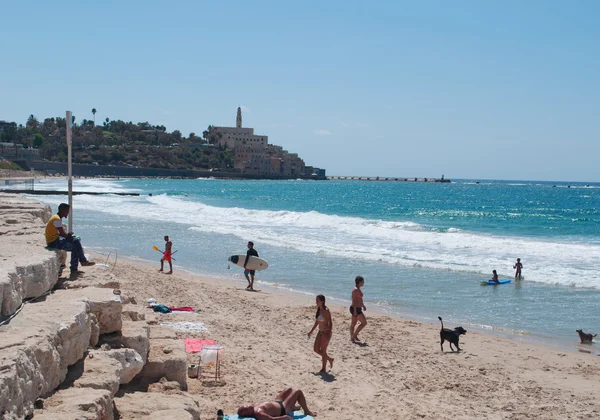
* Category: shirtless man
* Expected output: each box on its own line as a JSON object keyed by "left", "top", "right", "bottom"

{"left": 513, "top": 258, "right": 523, "bottom": 279}
{"left": 159, "top": 235, "right": 173, "bottom": 274}
{"left": 236, "top": 387, "right": 315, "bottom": 420}
{"left": 349, "top": 275, "right": 367, "bottom": 343}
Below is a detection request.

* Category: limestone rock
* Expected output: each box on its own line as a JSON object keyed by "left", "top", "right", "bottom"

{"left": 138, "top": 339, "right": 187, "bottom": 390}
{"left": 33, "top": 387, "right": 113, "bottom": 420}
{"left": 73, "top": 349, "right": 144, "bottom": 395}
{"left": 114, "top": 392, "right": 200, "bottom": 420}
{"left": 149, "top": 325, "right": 177, "bottom": 339}
{"left": 121, "top": 321, "right": 150, "bottom": 363}
{"left": 105, "top": 348, "right": 145, "bottom": 384}
{"left": 122, "top": 304, "right": 146, "bottom": 321}
{"left": 0, "top": 296, "right": 94, "bottom": 419}
{"left": 0, "top": 195, "right": 59, "bottom": 316}
{"left": 153, "top": 409, "right": 195, "bottom": 419}
{"left": 61, "top": 287, "right": 122, "bottom": 334}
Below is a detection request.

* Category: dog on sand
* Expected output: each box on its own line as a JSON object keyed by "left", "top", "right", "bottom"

{"left": 439, "top": 316, "right": 467, "bottom": 352}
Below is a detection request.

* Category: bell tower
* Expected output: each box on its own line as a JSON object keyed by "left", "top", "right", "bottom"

{"left": 236, "top": 107, "right": 242, "bottom": 128}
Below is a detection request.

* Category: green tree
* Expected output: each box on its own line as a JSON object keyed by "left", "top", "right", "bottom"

{"left": 32, "top": 133, "right": 45, "bottom": 148}
{"left": 92, "top": 108, "right": 97, "bottom": 126}
{"left": 26, "top": 114, "right": 39, "bottom": 130}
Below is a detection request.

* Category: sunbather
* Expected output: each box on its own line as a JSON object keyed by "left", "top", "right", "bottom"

{"left": 237, "top": 387, "right": 315, "bottom": 419}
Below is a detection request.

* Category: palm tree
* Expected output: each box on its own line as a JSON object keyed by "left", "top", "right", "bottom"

{"left": 92, "top": 108, "right": 97, "bottom": 126}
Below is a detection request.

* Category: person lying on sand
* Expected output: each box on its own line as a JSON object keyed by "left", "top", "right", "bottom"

{"left": 236, "top": 387, "right": 316, "bottom": 419}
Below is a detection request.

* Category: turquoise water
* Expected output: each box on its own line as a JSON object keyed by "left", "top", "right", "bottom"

{"left": 26, "top": 177, "right": 600, "bottom": 349}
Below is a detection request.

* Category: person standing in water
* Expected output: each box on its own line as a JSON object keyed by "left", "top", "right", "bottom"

{"left": 307, "top": 294, "right": 334, "bottom": 373}
{"left": 244, "top": 241, "right": 259, "bottom": 291}
{"left": 513, "top": 258, "right": 523, "bottom": 280}
{"left": 350, "top": 276, "right": 367, "bottom": 343}
{"left": 159, "top": 235, "right": 173, "bottom": 274}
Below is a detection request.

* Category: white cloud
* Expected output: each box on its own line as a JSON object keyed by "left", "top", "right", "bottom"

{"left": 240, "top": 105, "right": 250, "bottom": 112}
{"left": 313, "top": 129, "right": 332, "bottom": 136}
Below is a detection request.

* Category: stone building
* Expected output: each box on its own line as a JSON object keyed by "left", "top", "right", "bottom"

{"left": 211, "top": 107, "right": 318, "bottom": 178}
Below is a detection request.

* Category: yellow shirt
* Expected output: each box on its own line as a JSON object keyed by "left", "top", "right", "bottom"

{"left": 45, "top": 214, "right": 63, "bottom": 244}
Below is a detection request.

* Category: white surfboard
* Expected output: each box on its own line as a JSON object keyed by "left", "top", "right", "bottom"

{"left": 228, "top": 254, "right": 269, "bottom": 271}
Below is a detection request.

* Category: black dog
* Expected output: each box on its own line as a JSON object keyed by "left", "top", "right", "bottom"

{"left": 576, "top": 329, "right": 597, "bottom": 343}
{"left": 438, "top": 316, "right": 467, "bottom": 352}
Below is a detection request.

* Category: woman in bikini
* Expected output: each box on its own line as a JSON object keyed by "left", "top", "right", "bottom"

{"left": 307, "top": 294, "right": 334, "bottom": 373}
{"left": 350, "top": 275, "right": 367, "bottom": 342}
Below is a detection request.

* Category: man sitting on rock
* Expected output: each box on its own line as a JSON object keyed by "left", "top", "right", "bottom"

{"left": 236, "top": 387, "right": 316, "bottom": 419}
{"left": 45, "top": 203, "right": 94, "bottom": 278}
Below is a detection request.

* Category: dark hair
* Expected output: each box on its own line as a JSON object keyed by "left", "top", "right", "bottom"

{"left": 315, "top": 294, "right": 327, "bottom": 319}
{"left": 248, "top": 241, "right": 254, "bottom": 247}
{"left": 355, "top": 275, "right": 364, "bottom": 286}
{"left": 58, "top": 203, "right": 70, "bottom": 213}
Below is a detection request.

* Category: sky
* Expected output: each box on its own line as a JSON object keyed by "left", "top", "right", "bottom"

{"left": 1, "top": 1, "right": 599, "bottom": 182}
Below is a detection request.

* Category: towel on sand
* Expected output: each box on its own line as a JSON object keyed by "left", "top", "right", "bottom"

{"left": 226, "top": 411, "right": 312, "bottom": 420}
{"left": 184, "top": 338, "right": 216, "bottom": 353}
{"left": 170, "top": 306, "right": 195, "bottom": 312}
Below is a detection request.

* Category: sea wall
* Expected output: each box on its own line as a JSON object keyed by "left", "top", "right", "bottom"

{"left": 0, "top": 194, "right": 200, "bottom": 419}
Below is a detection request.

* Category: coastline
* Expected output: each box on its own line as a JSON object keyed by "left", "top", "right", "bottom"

{"left": 97, "top": 253, "right": 600, "bottom": 419}
{"left": 120, "top": 254, "right": 592, "bottom": 355}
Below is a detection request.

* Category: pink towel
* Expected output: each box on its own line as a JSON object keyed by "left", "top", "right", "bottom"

{"left": 184, "top": 338, "right": 215, "bottom": 353}
{"left": 170, "top": 306, "right": 195, "bottom": 312}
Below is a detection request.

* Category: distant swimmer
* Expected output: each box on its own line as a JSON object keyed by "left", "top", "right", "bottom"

{"left": 513, "top": 258, "right": 523, "bottom": 280}
{"left": 350, "top": 276, "right": 367, "bottom": 343}
{"left": 244, "top": 241, "right": 259, "bottom": 291}
{"left": 491, "top": 270, "right": 499, "bottom": 284}
{"left": 159, "top": 235, "right": 173, "bottom": 274}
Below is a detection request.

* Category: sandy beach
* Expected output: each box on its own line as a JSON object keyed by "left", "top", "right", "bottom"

{"left": 94, "top": 257, "right": 600, "bottom": 419}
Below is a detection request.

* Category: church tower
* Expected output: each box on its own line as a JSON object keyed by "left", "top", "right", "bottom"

{"left": 236, "top": 107, "right": 242, "bottom": 128}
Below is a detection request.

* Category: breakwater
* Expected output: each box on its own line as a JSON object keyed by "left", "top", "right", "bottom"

{"left": 327, "top": 176, "right": 450, "bottom": 182}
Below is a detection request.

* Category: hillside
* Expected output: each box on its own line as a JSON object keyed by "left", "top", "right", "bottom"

{"left": 0, "top": 115, "right": 232, "bottom": 171}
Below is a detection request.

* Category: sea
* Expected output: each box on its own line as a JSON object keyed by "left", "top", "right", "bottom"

{"left": 16, "top": 177, "right": 600, "bottom": 350}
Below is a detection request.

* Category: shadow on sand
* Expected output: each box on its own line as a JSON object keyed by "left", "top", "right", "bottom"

{"left": 313, "top": 371, "right": 337, "bottom": 382}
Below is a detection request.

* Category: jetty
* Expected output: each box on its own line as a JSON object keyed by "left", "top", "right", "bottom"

{"left": 327, "top": 176, "right": 450, "bottom": 183}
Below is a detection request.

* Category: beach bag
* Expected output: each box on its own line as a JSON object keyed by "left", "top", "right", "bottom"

{"left": 153, "top": 304, "right": 172, "bottom": 313}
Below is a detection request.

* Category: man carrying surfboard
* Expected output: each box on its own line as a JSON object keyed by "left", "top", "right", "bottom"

{"left": 244, "top": 241, "right": 259, "bottom": 291}
{"left": 159, "top": 235, "right": 173, "bottom": 274}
